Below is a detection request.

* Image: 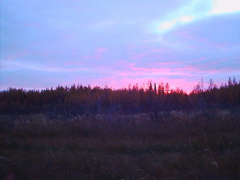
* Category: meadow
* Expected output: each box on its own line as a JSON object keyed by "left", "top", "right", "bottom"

{"left": 1, "top": 110, "right": 240, "bottom": 180}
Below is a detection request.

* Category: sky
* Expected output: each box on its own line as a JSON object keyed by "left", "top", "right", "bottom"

{"left": 1, "top": 0, "right": 240, "bottom": 92}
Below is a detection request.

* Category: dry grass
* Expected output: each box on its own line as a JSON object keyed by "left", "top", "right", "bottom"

{"left": 0, "top": 110, "right": 240, "bottom": 179}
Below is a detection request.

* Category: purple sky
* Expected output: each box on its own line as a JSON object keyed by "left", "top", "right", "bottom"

{"left": 1, "top": 0, "right": 240, "bottom": 92}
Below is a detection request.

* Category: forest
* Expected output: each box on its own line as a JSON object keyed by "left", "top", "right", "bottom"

{"left": 1, "top": 77, "right": 240, "bottom": 115}
{"left": 1, "top": 77, "right": 240, "bottom": 180}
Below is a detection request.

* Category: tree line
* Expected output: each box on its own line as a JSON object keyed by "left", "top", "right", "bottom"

{"left": 0, "top": 77, "right": 240, "bottom": 115}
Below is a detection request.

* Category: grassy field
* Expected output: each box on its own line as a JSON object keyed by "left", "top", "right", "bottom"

{"left": 1, "top": 110, "right": 240, "bottom": 180}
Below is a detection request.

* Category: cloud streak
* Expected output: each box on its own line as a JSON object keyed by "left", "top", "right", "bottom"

{"left": 152, "top": 0, "right": 240, "bottom": 34}
{"left": 84, "top": 48, "right": 107, "bottom": 60}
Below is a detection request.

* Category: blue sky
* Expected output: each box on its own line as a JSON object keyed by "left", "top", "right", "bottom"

{"left": 1, "top": 0, "right": 240, "bottom": 91}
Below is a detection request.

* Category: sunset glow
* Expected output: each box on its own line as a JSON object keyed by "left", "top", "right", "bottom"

{"left": 1, "top": 0, "right": 240, "bottom": 91}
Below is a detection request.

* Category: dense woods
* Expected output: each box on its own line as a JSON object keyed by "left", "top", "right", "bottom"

{"left": 1, "top": 77, "right": 240, "bottom": 180}
{"left": 1, "top": 77, "right": 240, "bottom": 115}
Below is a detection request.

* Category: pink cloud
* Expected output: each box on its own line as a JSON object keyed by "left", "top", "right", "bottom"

{"left": 154, "top": 61, "right": 179, "bottom": 66}
{"left": 177, "top": 31, "right": 227, "bottom": 48}
{"left": 130, "top": 48, "right": 172, "bottom": 61}
{"left": 3, "top": 51, "right": 27, "bottom": 61}
{"left": 84, "top": 48, "right": 107, "bottom": 60}
{"left": 129, "top": 65, "right": 190, "bottom": 76}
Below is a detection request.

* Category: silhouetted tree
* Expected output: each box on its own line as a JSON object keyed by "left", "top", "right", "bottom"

{"left": 1, "top": 78, "right": 240, "bottom": 114}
